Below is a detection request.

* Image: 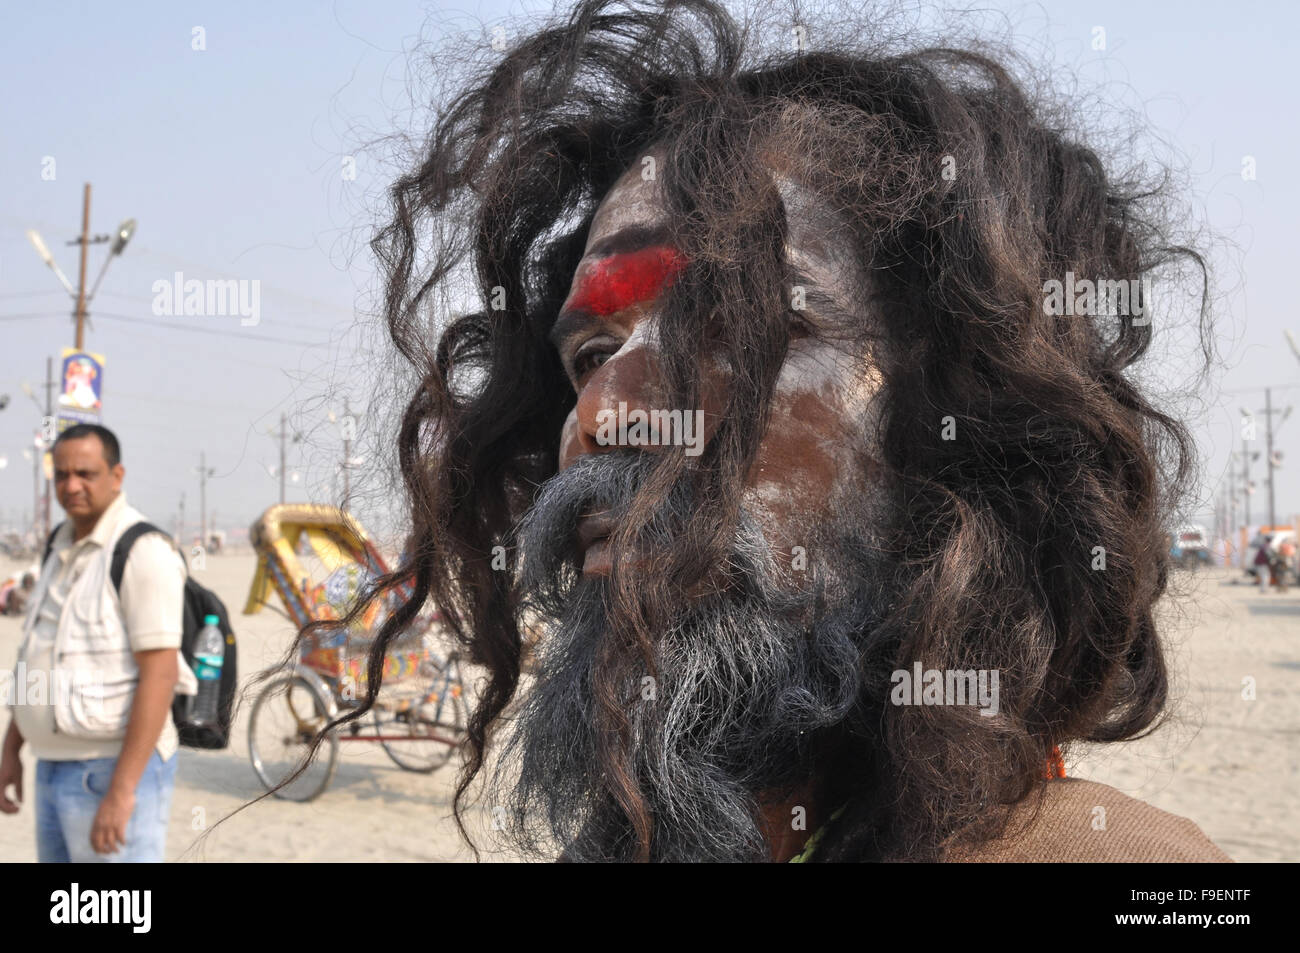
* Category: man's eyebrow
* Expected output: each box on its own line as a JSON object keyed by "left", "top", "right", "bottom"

{"left": 583, "top": 222, "right": 674, "bottom": 260}
{"left": 790, "top": 268, "right": 861, "bottom": 328}
{"left": 549, "top": 309, "right": 601, "bottom": 352}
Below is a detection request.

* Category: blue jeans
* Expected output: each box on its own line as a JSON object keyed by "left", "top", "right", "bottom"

{"left": 35, "top": 752, "right": 177, "bottom": 863}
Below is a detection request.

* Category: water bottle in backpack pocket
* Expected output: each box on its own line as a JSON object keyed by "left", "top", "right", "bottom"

{"left": 191, "top": 614, "right": 225, "bottom": 725}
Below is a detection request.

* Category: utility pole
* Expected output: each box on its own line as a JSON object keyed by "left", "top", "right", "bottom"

{"left": 280, "top": 412, "right": 287, "bottom": 503}
{"left": 1245, "top": 387, "right": 1291, "bottom": 532}
{"left": 1226, "top": 460, "right": 1237, "bottom": 565}
{"left": 1240, "top": 438, "right": 1253, "bottom": 527}
{"left": 266, "top": 414, "right": 301, "bottom": 504}
{"left": 1223, "top": 487, "right": 1233, "bottom": 559}
{"left": 26, "top": 188, "right": 134, "bottom": 353}
{"left": 271, "top": 412, "right": 302, "bottom": 504}
{"left": 1237, "top": 386, "right": 1293, "bottom": 540}
{"left": 42, "top": 356, "right": 54, "bottom": 539}
{"left": 1211, "top": 490, "right": 1220, "bottom": 561}
{"left": 21, "top": 359, "right": 56, "bottom": 542}
{"left": 1264, "top": 388, "right": 1277, "bottom": 530}
{"left": 341, "top": 398, "right": 352, "bottom": 505}
{"left": 31, "top": 436, "right": 40, "bottom": 544}
{"left": 200, "top": 452, "right": 208, "bottom": 548}
{"left": 177, "top": 492, "right": 185, "bottom": 546}
{"left": 74, "top": 184, "right": 91, "bottom": 351}
{"left": 197, "top": 453, "right": 215, "bottom": 550}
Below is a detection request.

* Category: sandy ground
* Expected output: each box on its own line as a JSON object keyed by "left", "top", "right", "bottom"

{"left": 1069, "top": 565, "right": 1300, "bottom": 862}
{"left": 0, "top": 551, "right": 508, "bottom": 863}
{"left": 0, "top": 553, "right": 1294, "bottom": 862}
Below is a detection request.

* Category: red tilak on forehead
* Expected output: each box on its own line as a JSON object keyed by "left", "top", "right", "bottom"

{"left": 566, "top": 245, "right": 688, "bottom": 316}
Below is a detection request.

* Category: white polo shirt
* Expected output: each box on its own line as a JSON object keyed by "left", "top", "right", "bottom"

{"left": 9, "top": 491, "right": 188, "bottom": 761}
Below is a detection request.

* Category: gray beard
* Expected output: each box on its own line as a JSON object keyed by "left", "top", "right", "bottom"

{"left": 494, "top": 453, "right": 893, "bottom": 862}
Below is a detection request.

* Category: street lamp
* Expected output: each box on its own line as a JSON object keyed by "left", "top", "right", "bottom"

{"left": 89, "top": 217, "right": 137, "bottom": 300}
{"left": 25, "top": 230, "right": 75, "bottom": 296}
{"left": 110, "top": 218, "right": 135, "bottom": 255}
{"left": 19, "top": 381, "right": 42, "bottom": 414}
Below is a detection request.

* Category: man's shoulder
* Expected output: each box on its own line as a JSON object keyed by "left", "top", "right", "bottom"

{"left": 946, "top": 778, "right": 1231, "bottom": 863}
{"left": 118, "top": 517, "right": 185, "bottom": 575}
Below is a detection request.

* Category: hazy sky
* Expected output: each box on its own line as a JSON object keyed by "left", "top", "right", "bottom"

{"left": 3, "top": 0, "right": 1297, "bottom": 548}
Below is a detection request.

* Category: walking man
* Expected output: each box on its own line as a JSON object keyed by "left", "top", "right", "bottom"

{"left": 1255, "top": 538, "right": 1273, "bottom": 593}
{"left": 0, "top": 424, "right": 194, "bottom": 861}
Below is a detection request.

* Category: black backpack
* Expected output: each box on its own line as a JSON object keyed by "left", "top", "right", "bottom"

{"left": 42, "top": 520, "right": 238, "bottom": 749}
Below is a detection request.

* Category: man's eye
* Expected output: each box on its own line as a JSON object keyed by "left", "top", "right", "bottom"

{"left": 573, "top": 348, "right": 612, "bottom": 381}
{"left": 789, "top": 310, "right": 815, "bottom": 338}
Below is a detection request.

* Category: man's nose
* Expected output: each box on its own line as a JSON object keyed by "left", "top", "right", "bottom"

{"left": 559, "top": 338, "right": 725, "bottom": 470}
{"left": 568, "top": 341, "right": 666, "bottom": 461}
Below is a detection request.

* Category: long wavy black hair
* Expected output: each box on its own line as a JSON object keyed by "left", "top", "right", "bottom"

{"left": 306, "top": 0, "right": 1211, "bottom": 861}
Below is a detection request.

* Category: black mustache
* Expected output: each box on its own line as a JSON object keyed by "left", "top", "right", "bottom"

{"left": 515, "top": 452, "right": 666, "bottom": 586}
{"left": 516, "top": 450, "right": 817, "bottom": 620}
{"left": 529, "top": 452, "right": 657, "bottom": 528}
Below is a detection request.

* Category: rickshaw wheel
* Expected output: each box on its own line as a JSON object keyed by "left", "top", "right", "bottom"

{"left": 375, "top": 670, "right": 469, "bottom": 773}
{"left": 249, "top": 673, "right": 339, "bottom": 801}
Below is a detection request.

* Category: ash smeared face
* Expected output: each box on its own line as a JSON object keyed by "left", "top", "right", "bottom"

{"left": 497, "top": 143, "right": 896, "bottom": 862}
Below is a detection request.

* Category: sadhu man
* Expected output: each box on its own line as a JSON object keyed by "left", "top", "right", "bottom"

{"left": 347, "top": 0, "right": 1229, "bottom": 861}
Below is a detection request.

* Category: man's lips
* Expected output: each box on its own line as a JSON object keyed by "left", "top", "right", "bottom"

{"left": 575, "top": 511, "right": 615, "bottom": 550}
{"left": 570, "top": 507, "right": 729, "bottom": 594}
{"left": 576, "top": 511, "right": 616, "bottom": 575}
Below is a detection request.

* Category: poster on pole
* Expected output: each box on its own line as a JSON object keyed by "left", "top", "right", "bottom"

{"left": 56, "top": 348, "right": 106, "bottom": 433}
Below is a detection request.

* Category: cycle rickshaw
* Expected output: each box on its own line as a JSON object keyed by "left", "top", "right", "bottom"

{"left": 243, "top": 504, "right": 470, "bottom": 801}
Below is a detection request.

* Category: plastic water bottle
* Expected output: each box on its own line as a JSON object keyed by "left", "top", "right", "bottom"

{"left": 191, "top": 614, "right": 225, "bottom": 725}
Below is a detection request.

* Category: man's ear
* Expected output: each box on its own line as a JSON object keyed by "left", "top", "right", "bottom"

{"left": 113, "top": 463, "right": 125, "bottom": 487}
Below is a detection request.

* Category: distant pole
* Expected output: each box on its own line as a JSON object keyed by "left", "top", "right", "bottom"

{"left": 1241, "top": 438, "right": 1252, "bottom": 527}
{"left": 280, "top": 412, "right": 287, "bottom": 504}
{"left": 1264, "top": 387, "right": 1277, "bottom": 531}
{"left": 74, "top": 184, "right": 91, "bottom": 351}
{"left": 1226, "top": 460, "right": 1237, "bottom": 565}
{"left": 267, "top": 414, "right": 301, "bottom": 504}
{"left": 42, "top": 356, "right": 54, "bottom": 538}
{"left": 1211, "top": 491, "right": 1220, "bottom": 561}
{"left": 199, "top": 452, "right": 209, "bottom": 549}
{"left": 177, "top": 492, "right": 185, "bottom": 545}
{"left": 1219, "top": 490, "right": 1229, "bottom": 565}
{"left": 31, "top": 435, "right": 40, "bottom": 541}
{"left": 342, "top": 399, "right": 351, "bottom": 504}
